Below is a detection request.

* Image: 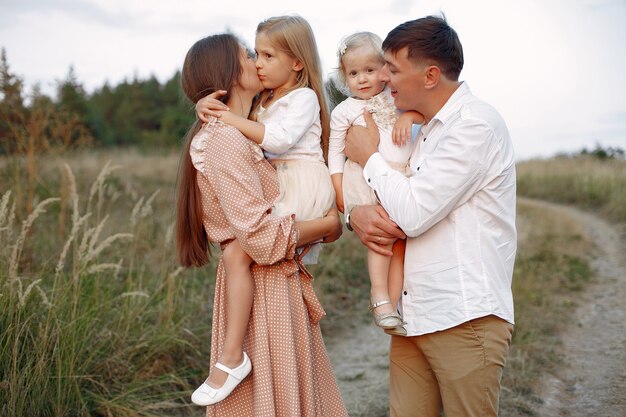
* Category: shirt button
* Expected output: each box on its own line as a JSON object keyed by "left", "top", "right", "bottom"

{"left": 367, "top": 178, "right": 371, "bottom": 183}
{"left": 423, "top": 137, "right": 427, "bottom": 142}
{"left": 403, "top": 291, "right": 408, "bottom": 295}
{"left": 417, "top": 167, "right": 420, "bottom": 171}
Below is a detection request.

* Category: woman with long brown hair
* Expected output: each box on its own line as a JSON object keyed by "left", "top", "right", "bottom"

{"left": 177, "top": 33, "right": 348, "bottom": 416}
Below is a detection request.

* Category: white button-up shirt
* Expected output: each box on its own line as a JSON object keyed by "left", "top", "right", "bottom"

{"left": 363, "top": 82, "right": 516, "bottom": 336}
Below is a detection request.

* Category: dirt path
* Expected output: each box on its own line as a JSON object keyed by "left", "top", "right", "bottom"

{"left": 326, "top": 319, "right": 391, "bottom": 417}
{"left": 519, "top": 198, "right": 626, "bottom": 416}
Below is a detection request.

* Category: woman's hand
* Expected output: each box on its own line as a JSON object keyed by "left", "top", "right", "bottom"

{"left": 196, "top": 90, "right": 229, "bottom": 122}
{"left": 322, "top": 208, "right": 343, "bottom": 244}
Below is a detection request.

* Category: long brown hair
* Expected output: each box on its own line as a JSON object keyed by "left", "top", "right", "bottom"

{"left": 176, "top": 34, "right": 242, "bottom": 267}
{"left": 250, "top": 15, "right": 331, "bottom": 161}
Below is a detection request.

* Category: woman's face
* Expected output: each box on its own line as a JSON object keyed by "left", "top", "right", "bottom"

{"left": 238, "top": 45, "right": 263, "bottom": 95}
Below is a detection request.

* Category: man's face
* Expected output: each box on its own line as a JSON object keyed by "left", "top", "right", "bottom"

{"left": 380, "top": 47, "right": 426, "bottom": 112}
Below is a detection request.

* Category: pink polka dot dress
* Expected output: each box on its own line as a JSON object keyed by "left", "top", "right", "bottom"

{"left": 190, "top": 120, "right": 348, "bottom": 417}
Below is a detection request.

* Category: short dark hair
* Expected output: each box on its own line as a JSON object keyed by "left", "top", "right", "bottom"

{"left": 382, "top": 15, "right": 464, "bottom": 81}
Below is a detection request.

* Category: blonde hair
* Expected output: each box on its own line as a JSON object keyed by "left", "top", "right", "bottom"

{"left": 251, "top": 15, "right": 331, "bottom": 161}
{"left": 335, "top": 32, "right": 385, "bottom": 95}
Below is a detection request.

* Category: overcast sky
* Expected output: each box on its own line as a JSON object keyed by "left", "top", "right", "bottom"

{"left": 1, "top": 0, "right": 625, "bottom": 160}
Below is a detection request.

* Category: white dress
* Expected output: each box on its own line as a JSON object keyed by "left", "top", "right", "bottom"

{"left": 257, "top": 87, "right": 335, "bottom": 263}
{"left": 328, "top": 88, "right": 413, "bottom": 214}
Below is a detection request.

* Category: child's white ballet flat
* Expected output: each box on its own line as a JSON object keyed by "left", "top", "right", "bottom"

{"left": 369, "top": 299, "right": 403, "bottom": 329}
{"left": 384, "top": 325, "right": 408, "bottom": 337}
{"left": 191, "top": 352, "right": 252, "bottom": 406}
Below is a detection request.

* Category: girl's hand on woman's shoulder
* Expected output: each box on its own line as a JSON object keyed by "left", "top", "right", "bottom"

{"left": 196, "top": 90, "right": 230, "bottom": 122}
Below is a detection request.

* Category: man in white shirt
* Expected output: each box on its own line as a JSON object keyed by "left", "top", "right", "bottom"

{"left": 344, "top": 15, "right": 516, "bottom": 417}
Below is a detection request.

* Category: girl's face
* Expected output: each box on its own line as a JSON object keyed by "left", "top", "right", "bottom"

{"left": 254, "top": 33, "right": 301, "bottom": 92}
{"left": 342, "top": 47, "right": 385, "bottom": 100}
{"left": 238, "top": 45, "right": 263, "bottom": 95}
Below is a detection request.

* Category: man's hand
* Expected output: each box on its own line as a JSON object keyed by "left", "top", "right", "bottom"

{"left": 350, "top": 205, "right": 405, "bottom": 255}
{"left": 345, "top": 110, "right": 380, "bottom": 167}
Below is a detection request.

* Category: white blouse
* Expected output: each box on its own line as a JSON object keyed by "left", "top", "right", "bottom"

{"left": 363, "top": 82, "right": 517, "bottom": 336}
{"left": 257, "top": 88, "right": 324, "bottom": 163}
{"left": 328, "top": 88, "right": 413, "bottom": 175}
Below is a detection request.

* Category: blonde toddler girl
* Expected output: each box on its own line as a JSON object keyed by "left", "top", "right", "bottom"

{"left": 328, "top": 32, "right": 423, "bottom": 336}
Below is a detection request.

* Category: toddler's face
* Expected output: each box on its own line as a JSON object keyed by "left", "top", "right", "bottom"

{"left": 342, "top": 48, "right": 385, "bottom": 100}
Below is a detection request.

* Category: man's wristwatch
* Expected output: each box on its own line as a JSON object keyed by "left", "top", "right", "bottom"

{"left": 345, "top": 208, "right": 353, "bottom": 232}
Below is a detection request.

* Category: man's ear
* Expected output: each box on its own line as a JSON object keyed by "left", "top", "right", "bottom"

{"left": 424, "top": 65, "right": 440, "bottom": 90}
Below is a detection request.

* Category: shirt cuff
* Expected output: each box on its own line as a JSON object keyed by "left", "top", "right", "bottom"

{"left": 260, "top": 124, "right": 283, "bottom": 154}
{"left": 362, "top": 152, "right": 392, "bottom": 189}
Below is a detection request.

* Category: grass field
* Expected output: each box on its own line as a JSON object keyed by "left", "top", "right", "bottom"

{"left": 517, "top": 155, "right": 626, "bottom": 224}
{"left": 1, "top": 149, "right": 622, "bottom": 416}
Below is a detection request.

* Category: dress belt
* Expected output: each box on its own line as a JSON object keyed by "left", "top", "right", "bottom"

{"left": 281, "top": 256, "right": 326, "bottom": 325}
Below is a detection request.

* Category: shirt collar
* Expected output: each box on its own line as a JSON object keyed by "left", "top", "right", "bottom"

{"left": 429, "top": 81, "right": 471, "bottom": 126}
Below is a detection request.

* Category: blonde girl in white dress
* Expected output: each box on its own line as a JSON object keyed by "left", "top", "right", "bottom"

{"left": 197, "top": 16, "right": 334, "bottom": 264}
{"left": 328, "top": 32, "right": 424, "bottom": 336}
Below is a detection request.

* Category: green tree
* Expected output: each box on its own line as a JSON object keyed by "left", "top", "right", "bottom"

{"left": 325, "top": 76, "right": 347, "bottom": 112}
{"left": 57, "top": 66, "right": 88, "bottom": 119}
{"left": 160, "top": 71, "right": 194, "bottom": 145}
{"left": 0, "top": 48, "right": 25, "bottom": 154}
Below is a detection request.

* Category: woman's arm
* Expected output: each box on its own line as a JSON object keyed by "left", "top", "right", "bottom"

{"left": 295, "top": 207, "right": 342, "bottom": 246}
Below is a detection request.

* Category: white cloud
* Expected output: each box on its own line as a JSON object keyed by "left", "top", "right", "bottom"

{"left": 0, "top": 0, "right": 624, "bottom": 159}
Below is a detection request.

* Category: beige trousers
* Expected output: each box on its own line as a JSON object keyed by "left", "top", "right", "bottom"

{"left": 389, "top": 315, "right": 513, "bottom": 417}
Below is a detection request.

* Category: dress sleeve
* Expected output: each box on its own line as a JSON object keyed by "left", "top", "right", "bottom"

{"left": 260, "top": 89, "right": 320, "bottom": 155}
{"left": 200, "top": 128, "right": 298, "bottom": 265}
{"left": 328, "top": 103, "right": 350, "bottom": 175}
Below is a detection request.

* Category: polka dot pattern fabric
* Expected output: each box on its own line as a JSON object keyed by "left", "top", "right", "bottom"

{"left": 190, "top": 120, "right": 348, "bottom": 417}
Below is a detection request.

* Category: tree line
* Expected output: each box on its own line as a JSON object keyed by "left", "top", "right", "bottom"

{"left": 0, "top": 48, "right": 347, "bottom": 155}
{"left": 0, "top": 48, "right": 197, "bottom": 154}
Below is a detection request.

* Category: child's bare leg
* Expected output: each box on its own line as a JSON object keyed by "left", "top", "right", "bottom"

{"left": 368, "top": 245, "right": 402, "bottom": 328}
{"left": 206, "top": 239, "right": 253, "bottom": 389}
{"left": 388, "top": 239, "right": 406, "bottom": 310}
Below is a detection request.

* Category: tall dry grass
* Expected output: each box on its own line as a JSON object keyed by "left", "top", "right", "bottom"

{"left": 517, "top": 156, "right": 626, "bottom": 224}
{"left": 0, "top": 149, "right": 216, "bottom": 416}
